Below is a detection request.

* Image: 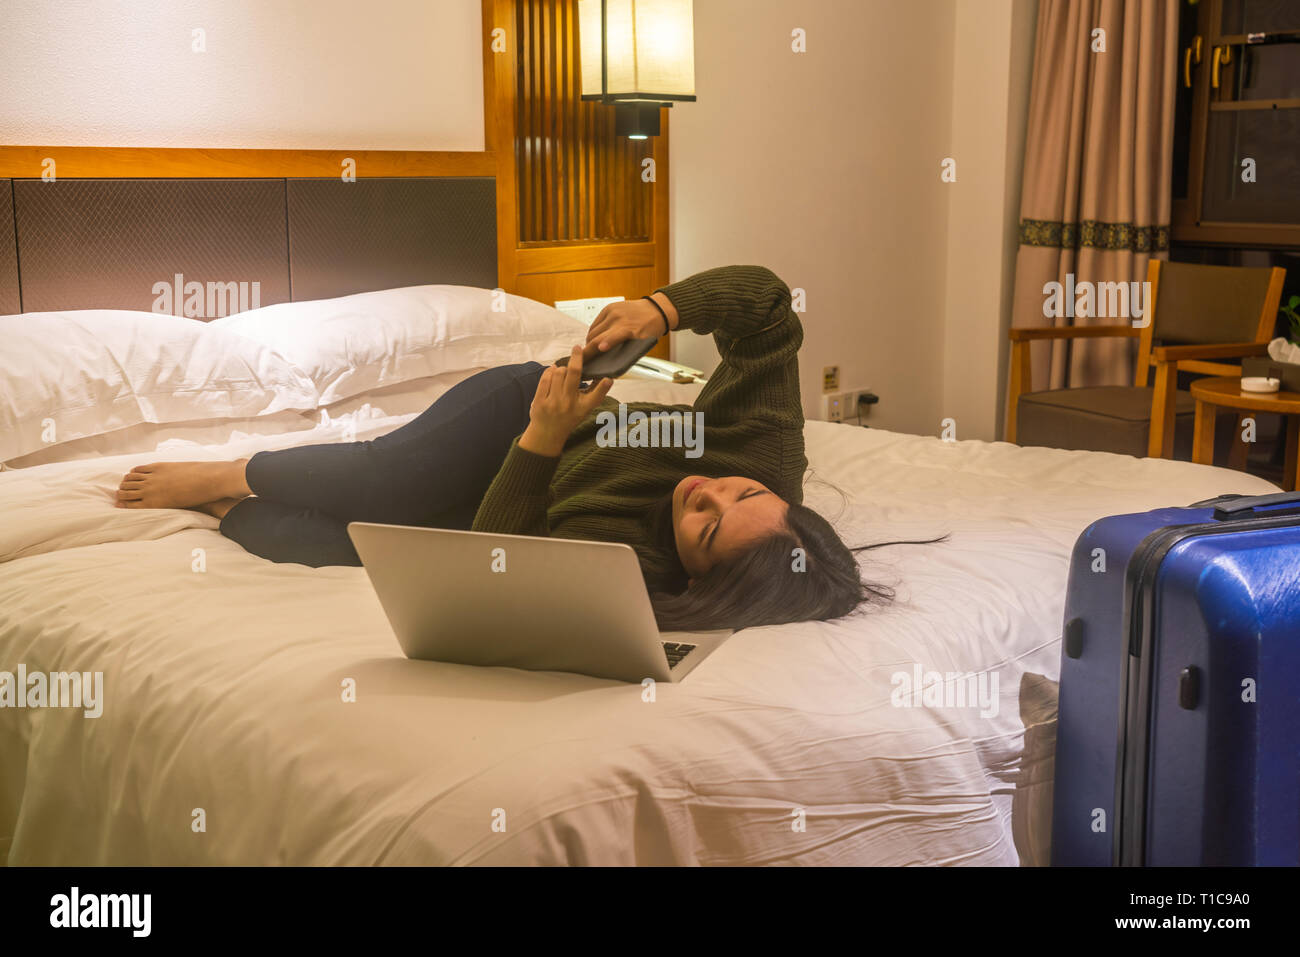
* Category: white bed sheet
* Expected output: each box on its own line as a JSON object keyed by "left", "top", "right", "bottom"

{"left": 0, "top": 394, "right": 1278, "bottom": 865}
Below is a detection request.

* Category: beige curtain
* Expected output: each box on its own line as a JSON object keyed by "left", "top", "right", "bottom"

{"left": 1010, "top": 0, "right": 1179, "bottom": 392}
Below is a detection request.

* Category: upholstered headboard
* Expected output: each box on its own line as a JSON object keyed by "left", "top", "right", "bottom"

{"left": 0, "top": 183, "right": 19, "bottom": 315}
{"left": 0, "top": 176, "right": 497, "bottom": 316}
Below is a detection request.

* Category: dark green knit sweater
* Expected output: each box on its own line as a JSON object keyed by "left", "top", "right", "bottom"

{"left": 470, "top": 265, "right": 806, "bottom": 590}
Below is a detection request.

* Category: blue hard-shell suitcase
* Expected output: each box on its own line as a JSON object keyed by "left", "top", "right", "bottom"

{"left": 1051, "top": 490, "right": 1300, "bottom": 866}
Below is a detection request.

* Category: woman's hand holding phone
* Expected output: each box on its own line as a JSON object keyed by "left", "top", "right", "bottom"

{"left": 519, "top": 346, "right": 614, "bottom": 457}
{"left": 582, "top": 293, "right": 679, "bottom": 364}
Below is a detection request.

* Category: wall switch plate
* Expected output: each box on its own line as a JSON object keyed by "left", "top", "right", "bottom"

{"left": 823, "top": 392, "right": 847, "bottom": 423}
{"left": 554, "top": 296, "right": 625, "bottom": 326}
{"left": 822, "top": 388, "right": 874, "bottom": 423}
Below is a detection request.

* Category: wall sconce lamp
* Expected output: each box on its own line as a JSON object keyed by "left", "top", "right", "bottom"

{"left": 578, "top": 0, "right": 696, "bottom": 139}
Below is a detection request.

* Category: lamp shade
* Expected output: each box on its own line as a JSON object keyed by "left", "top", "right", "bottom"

{"left": 579, "top": 0, "right": 696, "bottom": 102}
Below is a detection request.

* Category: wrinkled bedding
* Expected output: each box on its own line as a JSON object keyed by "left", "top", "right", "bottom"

{"left": 0, "top": 381, "right": 1277, "bottom": 864}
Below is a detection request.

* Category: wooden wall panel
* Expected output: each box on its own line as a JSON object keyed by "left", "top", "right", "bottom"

{"left": 514, "top": 0, "right": 654, "bottom": 245}
{"left": 0, "top": 147, "right": 493, "bottom": 179}
{"left": 512, "top": 265, "right": 658, "bottom": 310}
{"left": 494, "top": 0, "right": 671, "bottom": 357}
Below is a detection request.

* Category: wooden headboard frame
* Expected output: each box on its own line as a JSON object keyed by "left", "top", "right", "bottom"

{"left": 0, "top": 0, "right": 672, "bottom": 354}
{"left": 0, "top": 145, "right": 495, "bottom": 180}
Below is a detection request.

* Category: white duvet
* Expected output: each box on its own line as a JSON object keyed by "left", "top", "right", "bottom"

{"left": 0, "top": 379, "right": 1278, "bottom": 865}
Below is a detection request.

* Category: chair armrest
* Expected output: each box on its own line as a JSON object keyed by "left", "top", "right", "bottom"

{"left": 1008, "top": 325, "right": 1142, "bottom": 342}
{"left": 1149, "top": 342, "right": 1270, "bottom": 362}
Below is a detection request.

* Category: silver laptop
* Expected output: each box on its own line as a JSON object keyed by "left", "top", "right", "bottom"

{"left": 347, "top": 523, "right": 732, "bottom": 682}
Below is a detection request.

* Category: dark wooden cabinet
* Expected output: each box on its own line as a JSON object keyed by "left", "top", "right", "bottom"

{"left": 1173, "top": 0, "right": 1300, "bottom": 248}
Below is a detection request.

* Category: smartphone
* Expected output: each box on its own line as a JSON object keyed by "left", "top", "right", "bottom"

{"left": 553, "top": 335, "right": 660, "bottom": 381}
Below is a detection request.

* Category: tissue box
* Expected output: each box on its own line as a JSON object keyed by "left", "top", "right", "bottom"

{"left": 1242, "top": 356, "right": 1300, "bottom": 392}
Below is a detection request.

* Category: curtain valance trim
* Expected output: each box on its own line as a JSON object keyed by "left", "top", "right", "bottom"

{"left": 1019, "top": 218, "right": 1170, "bottom": 252}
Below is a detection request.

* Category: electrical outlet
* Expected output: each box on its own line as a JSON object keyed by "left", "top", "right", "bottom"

{"left": 847, "top": 388, "right": 877, "bottom": 420}
{"left": 822, "top": 392, "right": 847, "bottom": 423}
{"left": 822, "top": 388, "right": 874, "bottom": 423}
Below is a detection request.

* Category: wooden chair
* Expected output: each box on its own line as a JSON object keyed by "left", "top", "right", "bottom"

{"left": 1005, "top": 260, "right": 1286, "bottom": 460}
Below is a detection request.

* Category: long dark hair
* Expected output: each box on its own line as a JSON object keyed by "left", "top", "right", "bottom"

{"left": 642, "top": 486, "right": 945, "bottom": 632}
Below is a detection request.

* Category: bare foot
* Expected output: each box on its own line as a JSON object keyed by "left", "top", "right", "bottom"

{"left": 115, "top": 460, "right": 251, "bottom": 509}
{"left": 192, "top": 497, "right": 245, "bottom": 521}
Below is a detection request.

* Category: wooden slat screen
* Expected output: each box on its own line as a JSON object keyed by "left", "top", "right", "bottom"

{"left": 516, "top": 0, "right": 653, "bottom": 244}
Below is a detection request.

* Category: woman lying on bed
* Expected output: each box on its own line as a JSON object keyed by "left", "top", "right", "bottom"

{"left": 115, "top": 265, "right": 890, "bottom": 631}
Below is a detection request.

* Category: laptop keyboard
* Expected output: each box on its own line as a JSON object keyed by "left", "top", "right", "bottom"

{"left": 661, "top": 641, "right": 697, "bottom": 669}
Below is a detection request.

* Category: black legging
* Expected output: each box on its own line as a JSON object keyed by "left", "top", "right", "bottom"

{"left": 219, "top": 361, "right": 547, "bottom": 567}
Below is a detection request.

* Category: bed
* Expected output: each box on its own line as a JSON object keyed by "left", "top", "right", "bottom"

{"left": 0, "top": 286, "right": 1278, "bottom": 865}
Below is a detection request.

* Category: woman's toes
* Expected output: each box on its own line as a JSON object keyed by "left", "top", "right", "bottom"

{"left": 112, "top": 461, "right": 215, "bottom": 509}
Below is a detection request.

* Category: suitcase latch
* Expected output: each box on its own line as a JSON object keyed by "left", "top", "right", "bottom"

{"left": 1178, "top": 666, "right": 1200, "bottom": 710}
{"left": 1063, "top": 618, "right": 1084, "bottom": 658}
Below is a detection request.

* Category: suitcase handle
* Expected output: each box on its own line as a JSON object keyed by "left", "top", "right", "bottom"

{"left": 1212, "top": 490, "right": 1300, "bottom": 519}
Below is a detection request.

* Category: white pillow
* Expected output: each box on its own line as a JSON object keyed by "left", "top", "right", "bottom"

{"left": 0, "top": 309, "right": 319, "bottom": 463}
{"left": 208, "top": 285, "right": 589, "bottom": 405}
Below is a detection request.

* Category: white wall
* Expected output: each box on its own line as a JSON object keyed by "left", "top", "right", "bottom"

{"left": 670, "top": 0, "right": 1037, "bottom": 440}
{"left": 0, "top": 0, "right": 484, "bottom": 150}
{"left": 668, "top": 0, "right": 957, "bottom": 437}
{"left": 940, "top": 0, "right": 1037, "bottom": 442}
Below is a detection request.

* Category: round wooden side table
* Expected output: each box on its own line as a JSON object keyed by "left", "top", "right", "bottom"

{"left": 1189, "top": 376, "right": 1300, "bottom": 492}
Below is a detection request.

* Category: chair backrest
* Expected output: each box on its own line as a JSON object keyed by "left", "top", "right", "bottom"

{"left": 1136, "top": 260, "right": 1286, "bottom": 385}
{"left": 1150, "top": 261, "right": 1279, "bottom": 344}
